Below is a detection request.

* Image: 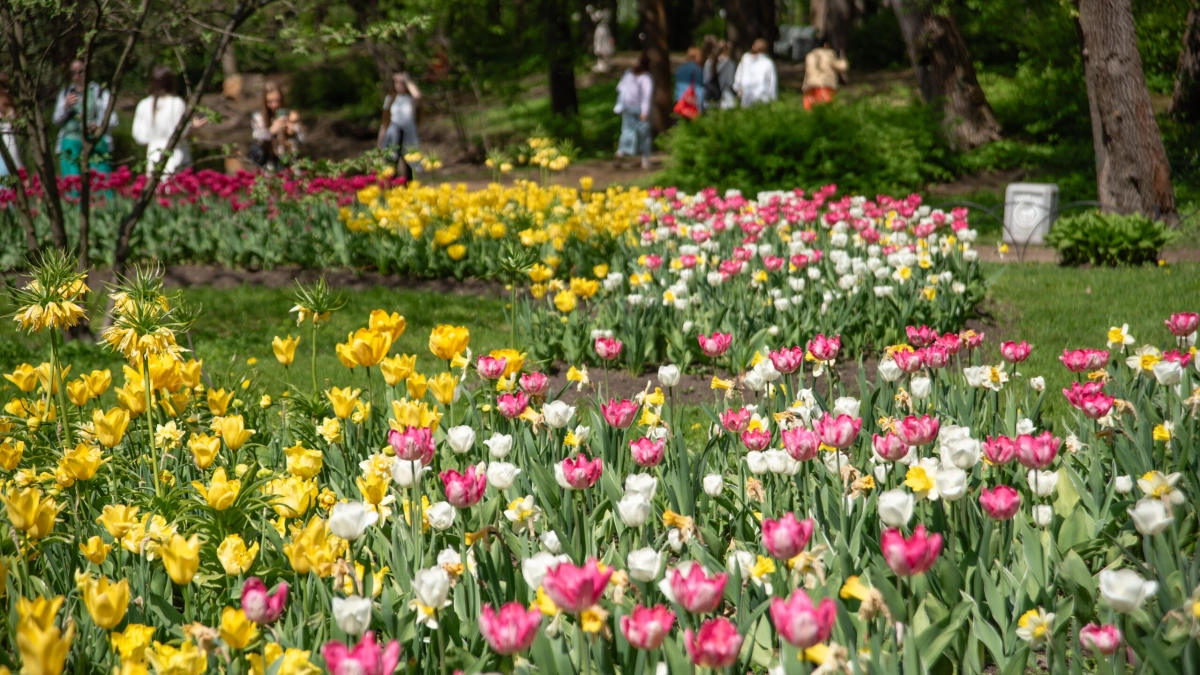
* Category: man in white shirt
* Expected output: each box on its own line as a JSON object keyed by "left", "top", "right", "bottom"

{"left": 733, "top": 39, "right": 778, "bottom": 108}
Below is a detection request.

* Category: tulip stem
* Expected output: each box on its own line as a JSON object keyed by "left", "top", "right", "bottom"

{"left": 49, "top": 329, "right": 73, "bottom": 448}
{"left": 311, "top": 321, "right": 319, "bottom": 395}
{"left": 143, "top": 355, "right": 160, "bottom": 496}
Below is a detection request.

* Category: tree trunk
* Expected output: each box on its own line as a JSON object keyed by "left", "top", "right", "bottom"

{"left": 1171, "top": 1, "right": 1200, "bottom": 123}
{"left": 545, "top": 0, "right": 578, "bottom": 116}
{"left": 1077, "top": 0, "right": 1176, "bottom": 219}
{"left": 891, "top": 0, "right": 1001, "bottom": 149}
{"left": 724, "top": 0, "right": 778, "bottom": 59}
{"left": 819, "top": 0, "right": 854, "bottom": 56}
{"left": 348, "top": 0, "right": 393, "bottom": 95}
{"left": 0, "top": 136, "right": 40, "bottom": 254}
{"left": 640, "top": 0, "right": 673, "bottom": 134}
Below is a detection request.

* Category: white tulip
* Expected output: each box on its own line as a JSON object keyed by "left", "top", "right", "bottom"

{"left": 910, "top": 376, "right": 931, "bottom": 400}
{"left": 1153, "top": 360, "right": 1183, "bottom": 386}
{"left": 703, "top": 474, "right": 725, "bottom": 497}
{"left": 941, "top": 437, "right": 981, "bottom": 470}
{"left": 878, "top": 489, "right": 914, "bottom": 527}
{"left": 486, "top": 462, "right": 521, "bottom": 490}
{"left": 658, "top": 364, "right": 681, "bottom": 387}
{"left": 540, "top": 530, "right": 562, "bottom": 554}
{"left": 425, "top": 502, "right": 456, "bottom": 531}
{"left": 617, "top": 493, "right": 652, "bottom": 528}
{"left": 667, "top": 528, "right": 684, "bottom": 552}
{"left": 627, "top": 547, "right": 664, "bottom": 582}
{"left": 936, "top": 467, "right": 968, "bottom": 501}
{"left": 572, "top": 425, "right": 591, "bottom": 445}
{"left": 873, "top": 464, "right": 890, "bottom": 485}
{"left": 484, "top": 433, "right": 513, "bottom": 459}
{"left": 332, "top": 595, "right": 373, "bottom": 635}
{"left": 746, "top": 451, "right": 769, "bottom": 475}
{"left": 412, "top": 567, "right": 451, "bottom": 626}
{"left": 764, "top": 449, "right": 800, "bottom": 475}
{"left": 522, "top": 551, "right": 569, "bottom": 589}
{"left": 446, "top": 425, "right": 475, "bottom": 454}
{"left": 1027, "top": 470, "right": 1059, "bottom": 497}
{"left": 328, "top": 501, "right": 379, "bottom": 542}
{"left": 822, "top": 451, "right": 853, "bottom": 475}
{"left": 1099, "top": 568, "right": 1158, "bottom": 613}
{"left": 1128, "top": 499, "right": 1173, "bottom": 536}
{"left": 1032, "top": 505, "right": 1053, "bottom": 528}
{"left": 743, "top": 370, "right": 766, "bottom": 392}
{"left": 1114, "top": 475, "right": 1133, "bottom": 494}
{"left": 625, "top": 473, "right": 658, "bottom": 501}
{"left": 878, "top": 359, "right": 903, "bottom": 383}
{"left": 1016, "top": 418, "right": 1035, "bottom": 435}
{"left": 726, "top": 550, "right": 756, "bottom": 578}
{"left": 832, "top": 397, "right": 861, "bottom": 419}
{"left": 543, "top": 401, "right": 576, "bottom": 429}
{"left": 1029, "top": 376, "right": 1045, "bottom": 392}
{"left": 390, "top": 459, "right": 427, "bottom": 488}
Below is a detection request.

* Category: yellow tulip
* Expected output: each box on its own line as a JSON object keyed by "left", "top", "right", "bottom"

{"left": 429, "top": 324, "right": 470, "bottom": 361}
{"left": 490, "top": 349, "right": 526, "bottom": 378}
{"left": 83, "top": 369, "right": 113, "bottom": 397}
{"left": 93, "top": 408, "right": 130, "bottom": 449}
{"left": 207, "top": 388, "right": 234, "bottom": 416}
{"left": 264, "top": 475, "right": 317, "bottom": 518}
{"left": 390, "top": 398, "right": 441, "bottom": 432}
{"left": 215, "top": 415, "right": 254, "bottom": 451}
{"left": 272, "top": 335, "right": 300, "bottom": 366}
{"left": 335, "top": 340, "right": 359, "bottom": 369}
{"left": 217, "top": 534, "right": 259, "bottom": 576}
{"left": 0, "top": 439, "right": 25, "bottom": 471}
{"left": 159, "top": 533, "right": 201, "bottom": 585}
{"left": 34, "top": 362, "right": 69, "bottom": 394}
{"left": 179, "top": 359, "right": 203, "bottom": 389}
{"left": 81, "top": 574, "right": 130, "bottom": 629}
{"left": 120, "top": 514, "right": 175, "bottom": 558}
{"left": 4, "top": 363, "right": 38, "bottom": 392}
{"left": 79, "top": 535, "right": 112, "bottom": 565}
{"left": 248, "top": 643, "right": 284, "bottom": 675}
{"left": 188, "top": 433, "right": 221, "bottom": 469}
{"left": 379, "top": 354, "right": 417, "bottom": 386}
{"left": 66, "top": 379, "right": 92, "bottom": 406}
{"left": 17, "top": 594, "right": 64, "bottom": 631}
{"left": 342, "top": 562, "right": 389, "bottom": 598}
{"left": 193, "top": 468, "right": 241, "bottom": 511}
{"left": 219, "top": 607, "right": 258, "bottom": 650}
{"left": 160, "top": 389, "right": 192, "bottom": 418}
{"left": 283, "top": 443, "right": 323, "bottom": 479}
{"left": 406, "top": 373, "right": 428, "bottom": 400}
{"left": 317, "top": 417, "right": 342, "bottom": 444}
{"left": 346, "top": 328, "right": 392, "bottom": 368}
{"left": 17, "top": 615, "right": 74, "bottom": 675}
{"left": 96, "top": 504, "right": 140, "bottom": 539}
{"left": 111, "top": 624, "right": 156, "bottom": 662}
{"left": 1, "top": 487, "right": 59, "bottom": 538}
{"left": 283, "top": 517, "right": 332, "bottom": 576}
{"left": 326, "top": 386, "right": 362, "bottom": 420}
{"left": 553, "top": 290, "right": 577, "bottom": 313}
{"left": 429, "top": 373, "right": 458, "bottom": 406}
{"left": 369, "top": 310, "right": 406, "bottom": 341}
{"left": 146, "top": 355, "right": 183, "bottom": 392}
{"left": 59, "top": 443, "right": 105, "bottom": 481}
{"left": 356, "top": 471, "right": 391, "bottom": 506}
{"left": 147, "top": 641, "right": 207, "bottom": 675}
{"left": 277, "top": 648, "right": 322, "bottom": 675}
{"left": 115, "top": 381, "right": 147, "bottom": 416}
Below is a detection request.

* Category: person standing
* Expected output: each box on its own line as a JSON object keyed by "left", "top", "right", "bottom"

{"left": 132, "top": 66, "right": 206, "bottom": 176}
{"left": 704, "top": 41, "right": 737, "bottom": 110}
{"left": 803, "top": 40, "right": 849, "bottom": 110}
{"left": 733, "top": 39, "right": 778, "bottom": 107}
{"left": 52, "top": 59, "right": 117, "bottom": 176}
{"left": 674, "top": 46, "right": 705, "bottom": 115}
{"left": 589, "top": 6, "right": 615, "bottom": 73}
{"left": 0, "top": 73, "right": 20, "bottom": 178}
{"left": 250, "top": 81, "right": 305, "bottom": 172}
{"left": 615, "top": 53, "right": 654, "bottom": 169}
{"left": 378, "top": 71, "right": 422, "bottom": 181}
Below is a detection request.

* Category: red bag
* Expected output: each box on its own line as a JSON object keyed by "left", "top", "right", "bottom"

{"left": 673, "top": 85, "right": 699, "bottom": 120}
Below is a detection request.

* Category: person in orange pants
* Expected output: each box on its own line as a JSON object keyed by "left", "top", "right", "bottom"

{"left": 802, "top": 40, "right": 848, "bottom": 111}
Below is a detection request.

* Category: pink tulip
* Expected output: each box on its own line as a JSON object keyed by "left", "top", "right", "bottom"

{"left": 763, "top": 255, "right": 785, "bottom": 272}
{"left": 770, "top": 589, "right": 836, "bottom": 648}
{"left": 630, "top": 437, "right": 666, "bottom": 467}
{"left": 542, "top": 558, "right": 612, "bottom": 613}
{"left": 892, "top": 349, "right": 924, "bottom": 374}
{"left": 601, "top": 398, "right": 639, "bottom": 428}
{"left": 961, "top": 330, "right": 985, "bottom": 349}
{"left": 560, "top": 454, "right": 603, "bottom": 489}
{"left": 1084, "top": 349, "right": 1110, "bottom": 370}
{"left": 440, "top": 465, "right": 487, "bottom": 508}
{"left": 1063, "top": 381, "right": 1105, "bottom": 408}
{"left": 620, "top": 604, "right": 676, "bottom": 650}
{"left": 1080, "top": 623, "right": 1122, "bottom": 655}
{"left": 476, "top": 355, "right": 508, "bottom": 380}
{"left": 1000, "top": 340, "right": 1032, "bottom": 363}
{"left": 872, "top": 432, "right": 909, "bottom": 462}
{"left": 782, "top": 428, "right": 821, "bottom": 461}
{"left": 894, "top": 415, "right": 939, "bottom": 446}
{"left": 881, "top": 525, "right": 942, "bottom": 576}
{"left": 1166, "top": 312, "right": 1199, "bottom": 337}
{"left": 1015, "top": 431, "right": 1060, "bottom": 469}
{"left": 720, "top": 408, "right": 752, "bottom": 434}
{"left": 497, "top": 392, "right": 530, "bottom": 419}
{"left": 595, "top": 337, "right": 623, "bottom": 361}
{"left": 387, "top": 426, "right": 436, "bottom": 464}
{"left": 761, "top": 513, "right": 814, "bottom": 560}
{"left": 479, "top": 602, "right": 542, "bottom": 655}
{"left": 906, "top": 325, "right": 938, "bottom": 348}
{"left": 668, "top": 564, "right": 728, "bottom": 614}
{"left": 982, "top": 436, "right": 1016, "bottom": 465}
{"left": 740, "top": 428, "right": 772, "bottom": 452}
{"left": 978, "top": 485, "right": 1021, "bottom": 520}
{"left": 241, "top": 577, "right": 289, "bottom": 624}
{"left": 1077, "top": 391, "right": 1115, "bottom": 420}
{"left": 698, "top": 332, "right": 733, "bottom": 357}
{"left": 807, "top": 334, "right": 841, "bottom": 361}
{"left": 921, "top": 345, "right": 952, "bottom": 369}
{"left": 1164, "top": 349, "right": 1194, "bottom": 367}
{"left": 768, "top": 346, "right": 805, "bottom": 374}
{"left": 519, "top": 372, "right": 549, "bottom": 397}
{"left": 1059, "top": 349, "right": 1092, "bottom": 373}
{"left": 935, "top": 332, "right": 964, "bottom": 355}
{"left": 814, "top": 412, "right": 862, "bottom": 449}
{"left": 322, "top": 632, "right": 402, "bottom": 675}
{"left": 684, "top": 617, "right": 743, "bottom": 668}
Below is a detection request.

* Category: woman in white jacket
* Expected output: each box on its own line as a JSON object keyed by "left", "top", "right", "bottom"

{"left": 733, "top": 39, "right": 778, "bottom": 107}
{"left": 132, "top": 66, "right": 204, "bottom": 175}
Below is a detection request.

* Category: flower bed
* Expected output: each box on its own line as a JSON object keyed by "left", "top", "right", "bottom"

{"left": 2, "top": 255, "right": 1196, "bottom": 674}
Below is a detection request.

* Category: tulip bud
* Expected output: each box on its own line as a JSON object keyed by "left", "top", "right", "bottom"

{"left": 425, "top": 502, "right": 456, "bottom": 531}
{"left": 1032, "top": 505, "right": 1053, "bottom": 527}
{"left": 446, "top": 426, "right": 475, "bottom": 454}
{"left": 1128, "top": 499, "right": 1173, "bottom": 536}
{"left": 1027, "top": 470, "right": 1058, "bottom": 497}
{"left": 543, "top": 401, "right": 576, "bottom": 429}
{"left": 333, "top": 595, "right": 373, "bottom": 635}
{"left": 1029, "top": 376, "right": 1045, "bottom": 392}
{"left": 910, "top": 376, "right": 931, "bottom": 400}
{"left": 328, "top": 501, "right": 379, "bottom": 542}
{"left": 539, "top": 530, "right": 561, "bottom": 554}
{"left": 618, "top": 493, "right": 652, "bottom": 528}
{"left": 1114, "top": 475, "right": 1133, "bottom": 494}
{"left": 627, "top": 547, "right": 664, "bottom": 582}
{"left": 878, "top": 489, "right": 914, "bottom": 527}
{"left": 483, "top": 433, "right": 513, "bottom": 459}
{"left": 702, "top": 474, "right": 724, "bottom": 497}
{"left": 486, "top": 462, "right": 520, "bottom": 490}
{"left": 658, "top": 364, "right": 681, "bottom": 387}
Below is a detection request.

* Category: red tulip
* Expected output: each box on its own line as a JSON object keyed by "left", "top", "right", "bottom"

{"left": 684, "top": 617, "right": 742, "bottom": 668}
{"left": 241, "top": 577, "right": 289, "bottom": 624}
{"left": 1165, "top": 312, "right": 1199, "bottom": 337}
{"left": 740, "top": 427, "right": 772, "bottom": 452}
{"left": 906, "top": 325, "right": 938, "bottom": 348}
{"left": 981, "top": 436, "right": 1016, "bottom": 465}
{"left": 782, "top": 428, "right": 821, "bottom": 461}
{"left": 893, "top": 415, "right": 939, "bottom": 446}
{"left": 440, "top": 464, "right": 487, "bottom": 508}
{"left": 979, "top": 485, "right": 1021, "bottom": 520}
{"left": 881, "top": 525, "right": 942, "bottom": 576}
{"left": 807, "top": 334, "right": 841, "bottom": 361}
{"left": 387, "top": 427, "right": 435, "bottom": 464}
{"left": 667, "top": 563, "right": 728, "bottom": 614}
{"left": 519, "top": 372, "right": 549, "bottom": 397}
{"left": 629, "top": 437, "right": 666, "bottom": 467}
{"left": 761, "top": 513, "right": 814, "bottom": 560}
{"left": 1015, "top": 432, "right": 1060, "bottom": 469}
{"left": 559, "top": 454, "right": 603, "bottom": 490}
{"left": 872, "top": 432, "right": 909, "bottom": 462}
{"left": 770, "top": 589, "right": 835, "bottom": 648}
{"left": 322, "top": 631, "right": 401, "bottom": 675}
{"left": 768, "top": 346, "right": 805, "bottom": 374}
{"left": 814, "top": 412, "right": 862, "bottom": 449}
{"left": 479, "top": 602, "right": 542, "bottom": 655}
{"left": 698, "top": 332, "right": 733, "bottom": 357}
{"left": 595, "top": 337, "right": 623, "bottom": 361}
{"left": 476, "top": 355, "right": 508, "bottom": 380}
{"left": 497, "top": 392, "right": 530, "bottom": 419}
{"left": 601, "top": 398, "right": 639, "bottom": 428}
{"left": 1080, "top": 623, "right": 1122, "bottom": 655}
{"left": 719, "top": 407, "right": 752, "bottom": 434}
{"left": 542, "top": 558, "right": 612, "bottom": 613}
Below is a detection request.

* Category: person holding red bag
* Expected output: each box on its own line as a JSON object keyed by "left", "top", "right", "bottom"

{"left": 673, "top": 47, "right": 705, "bottom": 120}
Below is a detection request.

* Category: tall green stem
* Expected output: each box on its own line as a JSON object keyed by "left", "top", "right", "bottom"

{"left": 49, "top": 330, "right": 73, "bottom": 448}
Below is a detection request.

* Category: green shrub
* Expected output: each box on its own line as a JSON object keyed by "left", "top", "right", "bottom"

{"left": 658, "top": 95, "right": 957, "bottom": 195}
{"left": 1045, "top": 211, "right": 1178, "bottom": 266}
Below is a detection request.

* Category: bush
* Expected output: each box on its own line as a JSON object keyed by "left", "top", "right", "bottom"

{"left": 659, "top": 95, "right": 957, "bottom": 195}
{"left": 1045, "top": 211, "right": 1178, "bottom": 266}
